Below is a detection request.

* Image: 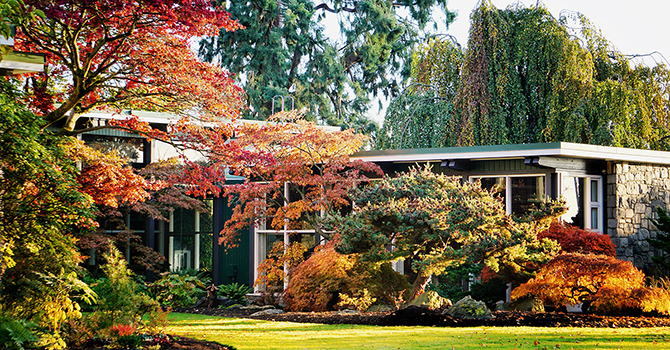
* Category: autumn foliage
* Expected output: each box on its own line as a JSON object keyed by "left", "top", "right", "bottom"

{"left": 512, "top": 253, "right": 670, "bottom": 315}
{"left": 283, "top": 244, "right": 410, "bottom": 312}
{"left": 13, "top": 0, "right": 244, "bottom": 133}
{"left": 214, "top": 111, "right": 381, "bottom": 248}
{"left": 538, "top": 221, "right": 616, "bottom": 256}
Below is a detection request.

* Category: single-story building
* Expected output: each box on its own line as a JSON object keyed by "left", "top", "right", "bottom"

{"left": 352, "top": 142, "right": 670, "bottom": 270}
{"left": 76, "top": 110, "right": 670, "bottom": 284}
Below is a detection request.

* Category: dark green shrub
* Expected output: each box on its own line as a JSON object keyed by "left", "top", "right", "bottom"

{"left": 0, "top": 313, "right": 38, "bottom": 350}
{"left": 149, "top": 273, "right": 205, "bottom": 308}
{"left": 427, "top": 264, "right": 483, "bottom": 302}
{"left": 649, "top": 207, "right": 670, "bottom": 275}
{"left": 218, "top": 283, "right": 252, "bottom": 305}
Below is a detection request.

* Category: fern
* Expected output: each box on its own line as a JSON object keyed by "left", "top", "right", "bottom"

{"left": 0, "top": 315, "right": 38, "bottom": 350}
{"left": 218, "top": 283, "right": 252, "bottom": 305}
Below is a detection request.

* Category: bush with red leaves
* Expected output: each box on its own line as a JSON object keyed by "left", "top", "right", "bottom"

{"left": 538, "top": 221, "right": 616, "bottom": 256}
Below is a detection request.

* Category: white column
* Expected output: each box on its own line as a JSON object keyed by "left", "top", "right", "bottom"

{"left": 194, "top": 211, "right": 201, "bottom": 270}
{"left": 168, "top": 210, "right": 174, "bottom": 270}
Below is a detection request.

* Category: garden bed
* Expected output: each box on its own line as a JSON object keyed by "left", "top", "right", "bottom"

{"left": 175, "top": 306, "right": 670, "bottom": 328}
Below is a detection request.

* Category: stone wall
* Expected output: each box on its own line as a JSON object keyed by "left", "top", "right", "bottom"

{"left": 607, "top": 162, "right": 670, "bottom": 270}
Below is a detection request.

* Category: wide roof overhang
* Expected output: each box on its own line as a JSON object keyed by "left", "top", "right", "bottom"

{"left": 353, "top": 142, "right": 670, "bottom": 166}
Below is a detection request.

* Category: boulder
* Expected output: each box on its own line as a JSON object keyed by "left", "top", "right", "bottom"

{"left": 337, "top": 309, "right": 361, "bottom": 315}
{"left": 217, "top": 296, "right": 237, "bottom": 308}
{"left": 250, "top": 309, "right": 285, "bottom": 316}
{"left": 444, "top": 296, "right": 493, "bottom": 319}
{"left": 368, "top": 305, "right": 394, "bottom": 312}
{"left": 240, "top": 305, "right": 264, "bottom": 311}
{"left": 510, "top": 296, "right": 544, "bottom": 313}
{"left": 406, "top": 291, "right": 452, "bottom": 310}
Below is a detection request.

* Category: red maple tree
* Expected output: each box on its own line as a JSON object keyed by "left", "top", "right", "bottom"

{"left": 12, "top": 0, "right": 244, "bottom": 135}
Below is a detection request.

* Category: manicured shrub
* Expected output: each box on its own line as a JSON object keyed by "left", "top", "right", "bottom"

{"left": 511, "top": 253, "right": 669, "bottom": 315}
{"left": 538, "top": 220, "right": 616, "bottom": 256}
{"left": 284, "top": 244, "right": 410, "bottom": 312}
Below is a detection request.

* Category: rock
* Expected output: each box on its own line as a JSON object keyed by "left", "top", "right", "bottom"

{"left": 495, "top": 300, "right": 509, "bottom": 311}
{"left": 444, "top": 296, "right": 493, "bottom": 319}
{"left": 250, "top": 309, "right": 285, "bottom": 316}
{"left": 368, "top": 305, "right": 394, "bottom": 312}
{"left": 261, "top": 305, "right": 277, "bottom": 310}
{"left": 405, "top": 291, "right": 452, "bottom": 310}
{"left": 337, "top": 309, "right": 361, "bottom": 315}
{"left": 193, "top": 297, "right": 206, "bottom": 308}
{"left": 217, "top": 296, "right": 237, "bottom": 308}
{"left": 510, "top": 296, "right": 544, "bottom": 313}
{"left": 240, "top": 305, "right": 264, "bottom": 311}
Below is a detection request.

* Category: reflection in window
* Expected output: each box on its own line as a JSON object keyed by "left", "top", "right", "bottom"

{"left": 561, "top": 176, "right": 601, "bottom": 231}
{"left": 479, "top": 177, "right": 506, "bottom": 201}
{"left": 511, "top": 177, "right": 545, "bottom": 217}
{"left": 476, "top": 176, "right": 545, "bottom": 216}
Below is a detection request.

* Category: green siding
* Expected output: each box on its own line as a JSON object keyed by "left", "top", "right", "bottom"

{"left": 216, "top": 190, "right": 251, "bottom": 287}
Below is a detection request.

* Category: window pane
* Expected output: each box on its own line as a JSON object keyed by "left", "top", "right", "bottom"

{"left": 511, "top": 176, "right": 545, "bottom": 216}
{"left": 562, "top": 177, "right": 585, "bottom": 228}
{"left": 591, "top": 208, "right": 599, "bottom": 230}
{"left": 479, "top": 177, "right": 506, "bottom": 201}
{"left": 591, "top": 179, "right": 599, "bottom": 202}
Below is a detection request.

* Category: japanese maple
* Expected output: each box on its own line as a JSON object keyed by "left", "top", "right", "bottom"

{"left": 212, "top": 111, "right": 381, "bottom": 248}
{"left": 11, "top": 0, "right": 244, "bottom": 134}
{"left": 512, "top": 253, "right": 670, "bottom": 315}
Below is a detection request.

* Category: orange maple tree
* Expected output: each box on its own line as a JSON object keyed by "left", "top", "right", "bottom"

{"left": 512, "top": 253, "right": 670, "bottom": 315}
{"left": 211, "top": 111, "right": 382, "bottom": 248}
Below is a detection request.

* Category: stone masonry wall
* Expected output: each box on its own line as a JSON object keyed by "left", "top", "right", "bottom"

{"left": 607, "top": 162, "right": 670, "bottom": 270}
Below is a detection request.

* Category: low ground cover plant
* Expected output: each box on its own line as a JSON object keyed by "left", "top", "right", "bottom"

{"left": 218, "top": 282, "right": 253, "bottom": 305}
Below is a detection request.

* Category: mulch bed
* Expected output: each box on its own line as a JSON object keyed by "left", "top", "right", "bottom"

{"left": 74, "top": 336, "right": 232, "bottom": 350}
{"left": 176, "top": 305, "right": 670, "bottom": 328}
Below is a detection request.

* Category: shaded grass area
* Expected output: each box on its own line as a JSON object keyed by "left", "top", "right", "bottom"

{"left": 167, "top": 313, "right": 670, "bottom": 350}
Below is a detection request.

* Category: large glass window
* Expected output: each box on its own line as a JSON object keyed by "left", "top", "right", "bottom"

{"left": 475, "top": 175, "right": 546, "bottom": 216}
{"left": 168, "top": 200, "right": 214, "bottom": 272}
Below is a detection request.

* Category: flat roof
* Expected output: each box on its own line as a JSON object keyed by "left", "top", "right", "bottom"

{"left": 353, "top": 142, "right": 670, "bottom": 166}
{"left": 0, "top": 50, "right": 45, "bottom": 75}
{"left": 79, "top": 110, "right": 342, "bottom": 132}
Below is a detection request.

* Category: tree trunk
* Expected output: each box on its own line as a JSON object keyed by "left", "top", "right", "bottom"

{"left": 408, "top": 272, "right": 431, "bottom": 302}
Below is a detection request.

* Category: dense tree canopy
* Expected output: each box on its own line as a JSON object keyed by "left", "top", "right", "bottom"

{"left": 214, "top": 111, "right": 381, "bottom": 248}
{"left": 198, "top": 0, "right": 456, "bottom": 129}
{"left": 331, "top": 166, "right": 563, "bottom": 300}
{"left": 0, "top": 86, "right": 97, "bottom": 341}
{"left": 377, "top": 1, "right": 670, "bottom": 150}
{"left": 10, "top": 0, "right": 243, "bottom": 135}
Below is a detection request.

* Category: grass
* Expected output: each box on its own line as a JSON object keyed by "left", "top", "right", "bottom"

{"left": 166, "top": 313, "right": 670, "bottom": 350}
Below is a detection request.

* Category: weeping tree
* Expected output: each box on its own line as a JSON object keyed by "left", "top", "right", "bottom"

{"left": 376, "top": 37, "right": 463, "bottom": 149}
{"left": 199, "top": 0, "right": 456, "bottom": 130}
{"left": 376, "top": 1, "right": 670, "bottom": 150}
{"left": 331, "top": 166, "right": 563, "bottom": 301}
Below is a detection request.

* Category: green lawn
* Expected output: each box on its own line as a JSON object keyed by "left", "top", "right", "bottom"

{"left": 166, "top": 313, "right": 670, "bottom": 350}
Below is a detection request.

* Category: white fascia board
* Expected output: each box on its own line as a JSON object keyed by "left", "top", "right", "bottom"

{"left": 353, "top": 142, "right": 670, "bottom": 166}
{"left": 0, "top": 59, "right": 43, "bottom": 72}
